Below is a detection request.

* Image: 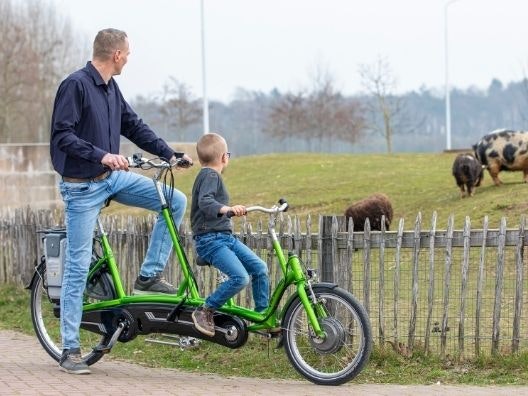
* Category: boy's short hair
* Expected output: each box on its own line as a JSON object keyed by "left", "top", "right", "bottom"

{"left": 196, "top": 132, "right": 227, "bottom": 165}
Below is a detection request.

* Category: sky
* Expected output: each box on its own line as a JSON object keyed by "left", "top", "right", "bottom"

{"left": 56, "top": 0, "right": 528, "bottom": 103}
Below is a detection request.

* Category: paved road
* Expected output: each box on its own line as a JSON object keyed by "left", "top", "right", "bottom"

{"left": 1, "top": 330, "right": 528, "bottom": 395}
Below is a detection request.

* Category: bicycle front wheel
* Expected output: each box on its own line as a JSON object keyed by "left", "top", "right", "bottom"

{"left": 282, "top": 285, "right": 372, "bottom": 385}
{"left": 30, "top": 264, "right": 110, "bottom": 365}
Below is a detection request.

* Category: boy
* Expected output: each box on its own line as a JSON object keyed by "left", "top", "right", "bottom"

{"left": 191, "top": 133, "right": 269, "bottom": 337}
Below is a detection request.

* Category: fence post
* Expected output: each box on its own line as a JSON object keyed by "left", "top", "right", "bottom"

{"left": 512, "top": 215, "right": 525, "bottom": 352}
{"left": 378, "top": 215, "right": 386, "bottom": 346}
{"left": 425, "top": 211, "right": 437, "bottom": 354}
{"left": 408, "top": 212, "right": 422, "bottom": 353}
{"left": 441, "top": 214, "right": 454, "bottom": 359}
{"left": 363, "top": 218, "right": 371, "bottom": 315}
{"left": 319, "top": 215, "right": 334, "bottom": 283}
{"left": 346, "top": 217, "right": 355, "bottom": 294}
{"left": 475, "top": 215, "right": 488, "bottom": 356}
{"left": 458, "top": 215, "right": 471, "bottom": 359}
{"left": 393, "top": 218, "right": 405, "bottom": 345}
{"left": 492, "top": 217, "right": 507, "bottom": 355}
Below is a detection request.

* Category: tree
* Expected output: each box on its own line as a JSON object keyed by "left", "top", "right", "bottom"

{"left": 359, "top": 56, "right": 402, "bottom": 154}
{"left": 304, "top": 67, "right": 364, "bottom": 149}
{"left": 0, "top": 0, "right": 88, "bottom": 142}
{"left": 266, "top": 91, "right": 307, "bottom": 140}
{"left": 265, "top": 67, "right": 364, "bottom": 150}
{"left": 160, "top": 77, "right": 201, "bottom": 141}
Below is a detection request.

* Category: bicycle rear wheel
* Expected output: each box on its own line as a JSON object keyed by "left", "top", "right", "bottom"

{"left": 282, "top": 285, "right": 372, "bottom": 385}
{"left": 29, "top": 264, "right": 110, "bottom": 365}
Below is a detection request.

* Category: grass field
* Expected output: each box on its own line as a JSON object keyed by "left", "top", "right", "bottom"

{"left": 109, "top": 152, "right": 528, "bottom": 230}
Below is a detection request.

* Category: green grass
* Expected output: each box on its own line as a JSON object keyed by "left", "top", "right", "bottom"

{"left": 4, "top": 284, "right": 528, "bottom": 384}
{"left": 109, "top": 152, "right": 528, "bottom": 230}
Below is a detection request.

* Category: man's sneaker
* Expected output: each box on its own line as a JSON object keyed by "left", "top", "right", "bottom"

{"left": 133, "top": 273, "right": 176, "bottom": 295}
{"left": 192, "top": 306, "right": 215, "bottom": 337}
{"left": 59, "top": 348, "right": 91, "bottom": 375}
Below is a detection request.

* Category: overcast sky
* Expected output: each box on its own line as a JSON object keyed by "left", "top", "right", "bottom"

{"left": 57, "top": 0, "right": 528, "bottom": 103}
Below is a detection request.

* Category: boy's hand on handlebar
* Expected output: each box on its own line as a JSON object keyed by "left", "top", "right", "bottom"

{"left": 102, "top": 153, "right": 129, "bottom": 171}
{"left": 226, "top": 205, "right": 247, "bottom": 217}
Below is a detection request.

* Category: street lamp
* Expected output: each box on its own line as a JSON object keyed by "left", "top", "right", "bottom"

{"left": 444, "top": 0, "right": 461, "bottom": 150}
{"left": 200, "top": 0, "right": 209, "bottom": 135}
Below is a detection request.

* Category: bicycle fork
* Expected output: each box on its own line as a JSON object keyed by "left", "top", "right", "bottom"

{"left": 285, "top": 253, "right": 325, "bottom": 338}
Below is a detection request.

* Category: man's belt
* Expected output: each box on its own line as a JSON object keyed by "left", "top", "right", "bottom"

{"left": 62, "top": 170, "right": 111, "bottom": 183}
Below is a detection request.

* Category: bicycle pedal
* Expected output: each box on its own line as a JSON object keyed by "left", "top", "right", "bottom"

{"left": 93, "top": 345, "right": 112, "bottom": 354}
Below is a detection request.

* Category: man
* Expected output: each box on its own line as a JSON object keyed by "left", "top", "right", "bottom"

{"left": 50, "top": 28, "right": 193, "bottom": 374}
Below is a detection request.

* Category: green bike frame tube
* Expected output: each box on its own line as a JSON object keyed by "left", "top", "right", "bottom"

{"left": 99, "top": 232, "right": 126, "bottom": 298}
{"left": 161, "top": 208, "right": 200, "bottom": 299}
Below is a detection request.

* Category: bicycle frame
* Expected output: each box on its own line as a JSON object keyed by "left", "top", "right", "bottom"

{"left": 84, "top": 165, "right": 324, "bottom": 336}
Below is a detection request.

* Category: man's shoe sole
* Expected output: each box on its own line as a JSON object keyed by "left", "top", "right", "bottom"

{"left": 132, "top": 289, "right": 176, "bottom": 295}
{"left": 59, "top": 365, "right": 91, "bottom": 375}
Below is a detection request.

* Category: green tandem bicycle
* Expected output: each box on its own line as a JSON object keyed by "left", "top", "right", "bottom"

{"left": 27, "top": 155, "right": 372, "bottom": 385}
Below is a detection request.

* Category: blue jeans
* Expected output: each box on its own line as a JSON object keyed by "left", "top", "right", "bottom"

{"left": 194, "top": 233, "right": 269, "bottom": 312}
{"left": 58, "top": 170, "right": 186, "bottom": 350}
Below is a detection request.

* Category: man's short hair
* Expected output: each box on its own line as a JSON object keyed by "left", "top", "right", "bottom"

{"left": 196, "top": 133, "right": 226, "bottom": 165}
{"left": 93, "top": 28, "right": 128, "bottom": 61}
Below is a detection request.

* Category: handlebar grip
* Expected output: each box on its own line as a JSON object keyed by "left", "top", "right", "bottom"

{"left": 226, "top": 211, "right": 235, "bottom": 218}
{"left": 278, "top": 198, "right": 289, "bottom": 212}
{"left": 176, "top": 158, "right": 192, "bottom": 168}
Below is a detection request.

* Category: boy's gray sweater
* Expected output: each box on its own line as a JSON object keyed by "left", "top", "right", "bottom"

{"left": 190, "top": 167, "right": 232, "bottom": 236}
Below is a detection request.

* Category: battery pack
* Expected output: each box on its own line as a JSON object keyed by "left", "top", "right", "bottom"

{"left": 43, "top": 230, "right": 67, "bottom": 301}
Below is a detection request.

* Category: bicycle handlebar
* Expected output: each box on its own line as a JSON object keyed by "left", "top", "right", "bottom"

{"left": 126, "top": 153, "right": 191, "bottom": 169}
{"left": 226, "top": 199, "right": 289, "bottom": 218}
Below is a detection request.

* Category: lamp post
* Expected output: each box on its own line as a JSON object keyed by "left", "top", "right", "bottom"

{"left": 444, "top": 0, "right": 461, "bottom": 150}
{"left": 200, "top": 0, "right": 209, "bottom": 135}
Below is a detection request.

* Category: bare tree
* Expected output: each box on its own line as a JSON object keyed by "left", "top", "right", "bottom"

{"left": 265, "top": 66, "right": 364, "bottom": 150}
{"left": 160, "top": 77, "right": 201, "bottom": 141}
{"left": 0, "top": 0, "right": 88, "bottom": 142}
{"left": 266, "top": 91, "right": 307, "bottom": 140}
{"left": 359, "top": 56, "right": 402, "bottom": 153}
{"left": 305, "top": 66, "right": 364, "bottom": 149}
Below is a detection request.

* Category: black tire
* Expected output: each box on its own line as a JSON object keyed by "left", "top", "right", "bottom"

{"left": 29, "top": 264, "right": 110, "bottom": 365}
{"left": 282, "top": 285, "right": 372, "bottom": 385}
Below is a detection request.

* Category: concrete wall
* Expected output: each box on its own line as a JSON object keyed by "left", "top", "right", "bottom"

{"left": 0, "top": 142, "right": 196, "bottom": 209}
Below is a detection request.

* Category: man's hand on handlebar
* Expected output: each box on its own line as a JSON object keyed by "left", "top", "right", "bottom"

{"left": 171, "top": 154, "right": 193, "bottom": 168}
{"left": 102, "top": 153, "right": 129, "bottom": 171}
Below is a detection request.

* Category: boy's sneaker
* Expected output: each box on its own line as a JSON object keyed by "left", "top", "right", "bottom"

{"left": 59, "top": 348, "right": 91, "bottom": 375}
{"left": 192, "top": 307, "right": 215, "bottom": 337}
{"left": 133, "top": 273, "right": 176, "bottom": 294}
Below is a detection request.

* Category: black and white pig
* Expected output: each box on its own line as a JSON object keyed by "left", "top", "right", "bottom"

{"left": 452, "top": 153, "right": 483, "bottom": 197}
{"left": 473, "top": 129, "right": 528, "bottom": 186}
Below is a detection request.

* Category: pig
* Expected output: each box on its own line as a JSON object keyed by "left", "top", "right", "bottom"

{"left": 452, "top": 153, "right": 483, "bottom": 197}
{"left": 344, "top": 193, "right": 393, "bottom": 231}
{"left": 473, "top": 129, "right": 528, "bottom": 186}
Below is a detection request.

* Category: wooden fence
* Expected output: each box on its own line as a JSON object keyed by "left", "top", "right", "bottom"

{"left": 1, "top": 207, "right": 527, "bottom": 358}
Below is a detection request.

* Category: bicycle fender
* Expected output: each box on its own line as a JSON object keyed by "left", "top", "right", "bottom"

{"left": 279, "top": 282, "right": 338, "bottom": 320}
{"left": 25, "top": 257, "right": 45, "bottom": 290}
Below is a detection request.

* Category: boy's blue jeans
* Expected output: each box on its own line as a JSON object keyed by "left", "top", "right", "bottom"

{"left": 194, "top": 232, "right": 269, "bottom": 312}
{"left": 58, "top": 170, "right": 186, "bottom": 350}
